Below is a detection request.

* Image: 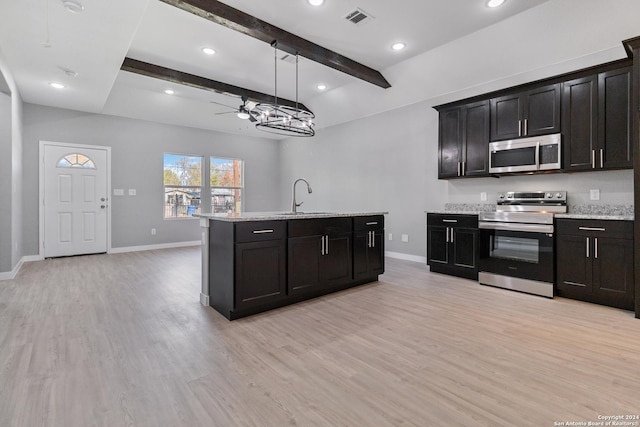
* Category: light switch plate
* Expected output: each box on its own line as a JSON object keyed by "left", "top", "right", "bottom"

{"left": 590, "top": 189, "right": 600, "bottom": 201}
{"left": 480, "top": 192, "right": 487, "bottom": 201}
{"left": 113, "top": 189, "right": 124, "bottom": 196}
{"left": 401, "top": 234, "right": 409, "bottom": 242}
{"left": 128, "top": 189, "right": 137, "bottom": 196}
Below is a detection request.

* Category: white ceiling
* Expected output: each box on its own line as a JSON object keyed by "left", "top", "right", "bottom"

{"left": 0, "top": 0, "right": 550, "bottom": 139}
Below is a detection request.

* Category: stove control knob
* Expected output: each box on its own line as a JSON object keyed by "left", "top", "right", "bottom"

{"left": 556, "top": 192, "right": 563, "bottom": 199}
{"left": 546, "top": 193, "right": 553, "bottom": 199}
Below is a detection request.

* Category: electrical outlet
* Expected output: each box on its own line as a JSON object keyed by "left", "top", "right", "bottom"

{"left": 151, "top": 228, "right": 156, "bottom": 235}
{"left": 388, "top": 233, "right": 393, "bottom": 241}
{"left": 590, "top": 189, "right": 600, "bottom": 201}
{"left": 480, "top": 192, "right": 487, "bottom": 201}
{"left": 128, "top": 189, "right": 137, "bottom": 196}
{"left": 401, "top": 234, "right": 409, "bottom": 243}
{"left": 113, "top": 189, "right": 124, "bottom": 196}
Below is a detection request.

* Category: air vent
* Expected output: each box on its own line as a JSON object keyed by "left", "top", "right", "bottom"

{"left": 345, "top": 8, "right": 372, "bottom": 25}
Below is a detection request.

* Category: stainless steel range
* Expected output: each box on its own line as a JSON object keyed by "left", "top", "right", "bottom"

{"left": 478, "top": 191, "right": 567, "bottom": 298}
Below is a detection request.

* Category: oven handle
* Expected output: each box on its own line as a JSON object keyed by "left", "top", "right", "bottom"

{"left": 479, "top": 221, "right": 554, "bottom": 233}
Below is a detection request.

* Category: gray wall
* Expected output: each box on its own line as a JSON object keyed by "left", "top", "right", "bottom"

{"left": 22, "top": 104, "right": 282, "bottom": 254}
{"left": 0, "top": 90, "right": 11, "bottom": 271}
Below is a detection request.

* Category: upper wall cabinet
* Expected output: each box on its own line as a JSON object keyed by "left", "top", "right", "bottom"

{"left": 562, "top": 67, "right": 632, "bottom": 171}
{"left": 438, "top": 100, "right": 490, "bottom": 179}
{"left": 490, "top": 83, "right": 561, "bottom": 141}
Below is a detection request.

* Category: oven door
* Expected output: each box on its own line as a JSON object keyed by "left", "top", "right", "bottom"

{"left": 479, "top": 222, "right": 554, "bottom": 284}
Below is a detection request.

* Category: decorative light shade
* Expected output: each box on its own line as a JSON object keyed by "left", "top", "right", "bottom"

{"left": 254, "top": 43, "right": 315, "bottom": 137}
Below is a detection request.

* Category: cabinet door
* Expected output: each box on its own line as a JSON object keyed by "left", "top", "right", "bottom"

{"left": 599, "top": 68, "right": 632, "bottom": 169}
{"left": 556, "top": 234, "right": 592, "bottom": 297}
{"left": 462, "top": 101, "right": 490, "bottom": 176}
{"left": 368, "top": 231, "right": 385, "bottom": 276}
{"left": 235, "top": 240, "right": 286, "bottom": 309}
{"left": 438, "top": 107, "right": 462, "bottom": 178}
{"left": 427, "top": 226, "right": 449, "bottom": 265}
{"left": 451, "top": 228, "right": 477, "bottom": 270}
{"left": 562, "top": 76, "right": 598, "bottom": 171}
{"left": 288, "top": 235, "right": 322, "bottom": 294}
{"left": 592, "top": 237, "right": 634, "bottom": 310}
{"left": 490, "top": 93, "right": 521, "bottom": 141}
{"left": 323, "top": 233, "right": 352, "bottom": 287}
{"left": 523, "top": 84, "right": 561, "bottom": 137}
{"left": 353, "top": 232, "right": 369, "bottom": 280}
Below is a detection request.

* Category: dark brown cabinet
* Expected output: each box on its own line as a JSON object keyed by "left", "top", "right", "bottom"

{"left": 490, "top": 83, "right": 561, "bottom": 141}
{"left": 562, "top": 67, "right": 632, "bottom": 171}
{"left": 438, "top": 100, "right": 490, "bottom": 178}
{"left": 556, "top": 219, "right": 634, "bottom": 311}
{"left": 353, "top": 216, "right": 385, "bottom": 281}
{"left": 427, "top": 213, "right": 478, "bottom": 280}
{"left": 210, "top": 220, "right": 287, "bottom": 318}
{"left": 288, "top": 217, "right": 352, "bottom": 296}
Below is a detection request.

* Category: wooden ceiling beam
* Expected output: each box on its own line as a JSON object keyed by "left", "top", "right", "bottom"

{"left": 121, "top": 57, "right": 313, "bottom": 113}
{"left": 158, "top": 0, "right": 391, "bottom": 89}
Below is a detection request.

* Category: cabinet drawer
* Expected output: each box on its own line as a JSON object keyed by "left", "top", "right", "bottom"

{"left": 289, "top": 217, "right": 352, "bottom": 237}
{"left": 427, "top": 213, "right": 478, "bottom": 229}
{"left": 354, "top": 215, "right": 384, "bottom": 231}
{"left": 555, "top": 219, "right": 632, "bottom": 239}
{"left": 235, "top": 221, "right": 286, "bottom": 243}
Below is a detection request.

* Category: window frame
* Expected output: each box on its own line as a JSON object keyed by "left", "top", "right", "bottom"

{"left": 163, "top": 152, "right": 203, "bottom": 220}
{"left": 210, "top": 156, "right": 244, "bottom": 214}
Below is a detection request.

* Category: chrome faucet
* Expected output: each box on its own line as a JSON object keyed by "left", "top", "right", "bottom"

{"left": 291, "top": 178, "right": 312, "bottom": 213}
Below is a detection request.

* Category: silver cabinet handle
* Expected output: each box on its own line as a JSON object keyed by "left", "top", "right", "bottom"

{"left": 586, "top": 237, "right": 590, "bottom": 258}
{"left": 524, "top": 118, "right": 528, "bottom": 135}
{"left": 367, "top": 231, "right": 371, "bottom": 247}
{"left": 579, "top": 227, "right": 605, "bottom": 232}
{"left": 371, "top": 231, "right": 375, "bottom": 248}
{"left": 591, "top": 150, "right": 596, "bottom": 169}
{"left": 594, "top": 237, "right": 598, "bottom": 259}
{"left": 450, "top": 228, "right": 454, "bottom": 243}
{"left": 321, "top": 235, "right": 325, "bottom": 255}
{"left": 518, "top": 119, "right": 522, "bottom": 137}
{"left": 325, "top": 235, "right": 329, "bottom": 255}
{"left": 600, "top": 148, "right": 604, "bottom": 168}
{"left": 457, "top": 162, "right": 461, "bottom": 177}
{"left": 442, "top": 219, "right": 458, "bottom": 223}
{"left": 252, "top": 229, "right": 274, "bottom": 234}
{"left": 445, "top": 227, "right": 449, "bottom": 243}
{"left": 535, "top": 142, "right": 540, "bottom": 170}
{"left": 366, "top": 222, "right": 378, "bottom": 226}
{"left": 462, "top": 161, "right": 466, "bottom": 176}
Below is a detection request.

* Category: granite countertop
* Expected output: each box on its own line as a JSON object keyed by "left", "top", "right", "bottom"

{"left": 195, "top": 211, "right": 388, "bottom": 222}
{"left": 426, "top": 203, "right": 495, "bottom": 216}
{"left": 555, "top": 213, "right": 634, "bottom": 221}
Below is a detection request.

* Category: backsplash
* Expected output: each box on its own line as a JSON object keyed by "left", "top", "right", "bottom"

{"left": 568, "top": 204, "right": 634, "bottom": 216}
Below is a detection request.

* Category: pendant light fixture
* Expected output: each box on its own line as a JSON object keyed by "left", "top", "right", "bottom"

{"left": 254, "top": 42, "right": 315, "bottom": 137}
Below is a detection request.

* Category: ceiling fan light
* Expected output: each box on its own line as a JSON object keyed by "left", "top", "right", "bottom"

{"left": 307, "top": 0, "right": 324, "bottom": 6}
{"left": 237, "top": 111, "right": 250, "bottom": 120}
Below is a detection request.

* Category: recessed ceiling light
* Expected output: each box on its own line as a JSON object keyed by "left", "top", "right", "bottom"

{"left": 308, "top": 0, "right": 324, "bottom": 6}
{"left": 62, "top": 0, "right": 84, "bottom": 14}
{"left": 164, "top": 89, "right": 175, "bottom": 95}
{"left": 316, "top": 84, "right": 327, "bottom": 91}
{"left": 391, "top": 42, "right": 406, "bottom": 51}
{"left": 49, "top": 82, "right": 65, "bottom": 89}
{"left": 202, "top": 47, "right": 216, "bottom": 55}
{"left": 486, "top": 0, "right": 505, "bottom": 8}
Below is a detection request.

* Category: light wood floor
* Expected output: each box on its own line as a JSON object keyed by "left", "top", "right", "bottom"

{"left": 1, "top": 247, "right": 639, "bottom": 426}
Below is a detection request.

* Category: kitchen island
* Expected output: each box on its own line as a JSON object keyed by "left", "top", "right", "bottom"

{"left": 197, "top": 212, "right": 387, "bottom": 320}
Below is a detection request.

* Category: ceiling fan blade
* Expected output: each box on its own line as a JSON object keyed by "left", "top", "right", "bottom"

{"left": 210, "top": 100, "right": 237, "bottom": 110}
{"left": 214, "top": 111, "right": 236, "bottom": 116}
{"left": 248, "top": 114, "right": 258, "bottom": 123}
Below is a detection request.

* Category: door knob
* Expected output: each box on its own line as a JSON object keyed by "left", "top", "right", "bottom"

{"left": 100, "top": 205, "right": 106, "bottom": 209}
{"left": 101, "top": 198, "right": 106, "bottom": 202}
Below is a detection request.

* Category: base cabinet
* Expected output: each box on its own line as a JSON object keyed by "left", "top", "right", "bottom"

{"left": 427, "top": 214, "right": 478, "bottom": 280}
{"left": 209, "top": 215, "right": 381, "bottom": 320}
{"left": 556, "top": 219, "right": 634, "bottom": 310}
{"left": 353, "top": 216, "right": 385, "bottom": 281}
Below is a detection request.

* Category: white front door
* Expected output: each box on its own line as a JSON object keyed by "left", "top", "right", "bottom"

{"left": 43, "top": 143, "right": 109, "bottom": 258}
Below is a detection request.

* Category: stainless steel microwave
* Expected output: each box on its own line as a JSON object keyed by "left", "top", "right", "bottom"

{"left": 489, "top": 133, "right": 562, "bottom": 174}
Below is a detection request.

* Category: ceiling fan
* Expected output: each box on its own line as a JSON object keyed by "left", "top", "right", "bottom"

{"left": 212, "top": 96, "right": 259, "bottom": 122}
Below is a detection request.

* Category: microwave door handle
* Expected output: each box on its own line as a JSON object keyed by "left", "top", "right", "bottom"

{"left": 535, "top": 142, "right": 540, "bottom": 170}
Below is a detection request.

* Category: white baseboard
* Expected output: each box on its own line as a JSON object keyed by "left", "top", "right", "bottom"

{"left": 109, "top": 240, "right": 201, "bottom": 254}
{"left": 0, "top": 254, "right": 42, "bottom": 281}
{"left": 385, "top": 251, "right": 427, "bottom": 264}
